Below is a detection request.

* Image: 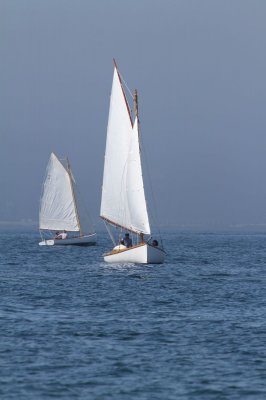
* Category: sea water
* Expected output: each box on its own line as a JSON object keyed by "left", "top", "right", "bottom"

{"left": 0, "top": 232, "right": 265, "bottom": 399}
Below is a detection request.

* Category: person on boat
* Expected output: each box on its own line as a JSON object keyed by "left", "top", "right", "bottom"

{"left": 55, "top": 230, "right": 68, "bottom": 240}
{"left": 123, "top": 233, "right": 132, "bottom": 248}
{"left": 152, "top": 239, "right": 158, "bottom": 247}
{"left": 61, "top": 230, "right": 68, "bottom": 239}
{"left": 113, "top": 239, "right": 127, "bottom": 251}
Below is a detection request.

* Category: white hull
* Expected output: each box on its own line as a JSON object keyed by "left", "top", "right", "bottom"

{"left": 104, "top": 243, "right": 165, "bottom": 264}
{"left": 39, "top": 233, "right": 97, "bottom": 246}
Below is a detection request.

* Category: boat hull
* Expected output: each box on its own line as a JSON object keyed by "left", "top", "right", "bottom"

{"left": 104, "top": 243, "right": 165, "bottom": 264}
{"left": 39, "top": 233, "right": 97, "bottom": 246}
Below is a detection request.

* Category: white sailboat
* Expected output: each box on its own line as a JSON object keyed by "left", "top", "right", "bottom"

{"left": 100, "top": 61, "right": 165, "bottom": 264}
{"left": 39, "top": 152, "right": 97, "bottom": 246}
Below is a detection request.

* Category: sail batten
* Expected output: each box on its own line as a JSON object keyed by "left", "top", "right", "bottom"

{"left": 100, "top": 65, "right": 150, "bottom": 235}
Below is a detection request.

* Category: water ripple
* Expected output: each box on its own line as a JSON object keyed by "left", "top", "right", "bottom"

{"left": 0, "top": 232, "right": 266, "bottom": 399}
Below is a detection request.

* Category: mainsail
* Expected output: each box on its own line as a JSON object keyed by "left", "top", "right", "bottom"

{"left": 100, "top": 65, "right": 150, "bottom": 235}
{"left": 39, "top": 153, "right": 80, "bottom": 232}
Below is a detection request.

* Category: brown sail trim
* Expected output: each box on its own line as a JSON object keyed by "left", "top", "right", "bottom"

{"left": 67, "top": 158, "right": 82, "bottom": 235}
{"left": 40, "top": 228, "right": 79, "bottom": 232}
{"left": 100, "top": 215, "right": 140, "bottom": 235}
{"left": 113, "top": 59, "right": 133, "bottom": 128}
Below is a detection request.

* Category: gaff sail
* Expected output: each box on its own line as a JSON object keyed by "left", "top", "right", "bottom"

{"left": 40, "top": 153, "right": 94, "bottom": 234}
{"left": 100, "top": 64, "right": 150, "bottom": 235}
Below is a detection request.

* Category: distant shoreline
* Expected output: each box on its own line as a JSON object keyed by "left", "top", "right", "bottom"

{"left": 2, "top": 220, "right": 266, "bottom": 235}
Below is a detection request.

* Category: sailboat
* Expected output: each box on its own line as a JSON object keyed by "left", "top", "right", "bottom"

{"left": 39, "top": 152, "right": 97, "bottom": 246}
{"left": 100, "top": 61, "right": 165, "bottom": 263}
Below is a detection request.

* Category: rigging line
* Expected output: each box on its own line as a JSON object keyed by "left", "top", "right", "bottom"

{"left": 138, "top": 122, "right": 164, "bottom": 249}
{"left": 104, "top": 220, "right": 116, "bottom": 246}
{"left": 119, "top": 71, "right": 134, "bottom": 100}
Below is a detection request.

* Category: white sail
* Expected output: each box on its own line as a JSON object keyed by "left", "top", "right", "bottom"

{"left": 100, "top": 66, "right": 132, "bottom": 230}
{"left": 39, "top": 153, "right": 79, "bottom": 231}
{"left": 100, "top": 66, "right": 150, "bottom": 234}
{"left": 126, "top": 118, "right": 150, "bottom": 234}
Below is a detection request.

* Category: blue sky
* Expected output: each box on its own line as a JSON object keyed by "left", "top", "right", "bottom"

{"left": 1, "top": 0, "right": 266, "bottom": 230}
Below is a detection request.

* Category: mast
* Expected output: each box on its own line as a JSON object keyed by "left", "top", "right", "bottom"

{"left": 134, "top": 89, "right": 138, "bottom": 119}
{"left": 133, "top": 89, "right": 144, "bottom": 243}
{"left": 67, "top": 158, "right": 82, "bottom": 235}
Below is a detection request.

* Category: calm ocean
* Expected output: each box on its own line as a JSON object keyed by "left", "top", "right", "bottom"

{"left": 0, "top": 232, "right": 265, "bottom": 399}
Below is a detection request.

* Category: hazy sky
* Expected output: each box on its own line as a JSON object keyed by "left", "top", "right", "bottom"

{"left": 1, "top": 0, "right": 266, "bottom": 230}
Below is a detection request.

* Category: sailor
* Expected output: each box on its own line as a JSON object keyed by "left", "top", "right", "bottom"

{"left": 61, "top": 230, "right": 68, "bottom": 239}
{"left": 55, "top": 230, "right": 68, "bottom": 240}
{"left": 113, "top": 240, "right": 127, "bottom": 251}
{"left": 123, "top": 233, "right": 132, "bottom": 248}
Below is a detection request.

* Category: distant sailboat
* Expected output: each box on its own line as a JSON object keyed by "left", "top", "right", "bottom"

{"left": 100, "top": 61, "right": 165, "bottom": 263}
{"left": 39, "top": 152, "right": 96, "bottom": 246}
